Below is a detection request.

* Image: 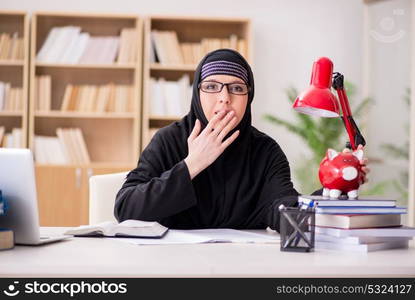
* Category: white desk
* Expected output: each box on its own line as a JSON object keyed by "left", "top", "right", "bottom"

{"left": 0, "top": 227, "right": 414, "bottom": 278}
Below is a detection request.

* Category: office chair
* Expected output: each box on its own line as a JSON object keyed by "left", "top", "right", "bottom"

{"left": 89, "top": 171, "right": 128, "bottom": 224}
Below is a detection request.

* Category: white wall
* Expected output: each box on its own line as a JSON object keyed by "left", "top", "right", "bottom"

{"left": 1, "top": 0, "right": 366, "bottom": 190}
{"left": 365, "top": 0, "right": 411, "bottom": 203}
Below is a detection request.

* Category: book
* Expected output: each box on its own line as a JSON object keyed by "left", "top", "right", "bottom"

{"left": 0, "top": 228, "right": 14, "bottom": 250}
{"left": 315, "top": 233, "right": 411, "bottom": 245}
{"left": 315, "top": 239, "right": 409, "bottom": 252}
{"left": 314, "top": 225, "right": 415, "bottom": 238}
{"left": 315, "top": 214, "right": 401, "bottom": 229}
{"left": 298, "top": 195, "right": 396, "bottom": 207}
{"left": 64, "top": 219, "right": 169, "bottom": 238}
{"left": 315, "top": 206, "right": 406, "bottom": 215}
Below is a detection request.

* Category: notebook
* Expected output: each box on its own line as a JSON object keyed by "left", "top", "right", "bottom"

{"left": 315, "top": 206, "right": 406, "bottom": 214}
{"left": 64, "top": 220, "right": 168, "bottom": 238}
{"left": 315, "top": 239, "right": 409, "bottom": 252}
{"left": 315, "top": 214, "right": 401, "bottom": 229}
{"left": 314, "top": 225, "right": 415, "bottom": 238}
{"left": 298, "top": 195, "right": 396, "bottom": 207}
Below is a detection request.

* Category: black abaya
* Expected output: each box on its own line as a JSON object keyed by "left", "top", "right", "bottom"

{"left": 114, "top": 49, "right": 303, "bottom": 231}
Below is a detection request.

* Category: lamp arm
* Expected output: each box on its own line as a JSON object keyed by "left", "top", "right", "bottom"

{"left": 332, "top": 72, "right": 366, "bottom": 150}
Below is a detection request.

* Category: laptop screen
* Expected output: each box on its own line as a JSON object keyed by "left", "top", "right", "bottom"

{"left": 0, "top": 148, "right": 41, "bottom": 244}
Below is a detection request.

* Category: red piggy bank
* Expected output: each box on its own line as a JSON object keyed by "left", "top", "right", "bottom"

{"left": 318, "top": 148, "right": 364, "bottom": 199}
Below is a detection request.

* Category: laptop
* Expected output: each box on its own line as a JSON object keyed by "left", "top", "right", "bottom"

{"left": 0, "top": 148, "right": 69, "bottom": 245}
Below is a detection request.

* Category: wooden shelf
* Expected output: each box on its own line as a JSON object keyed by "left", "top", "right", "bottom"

{"left": 0, "top": 11, "right": 29, "bottom": 148}
{"left": 36, "top": 162, "right": 135, "bottom": 168}
{"left": 29, "top": 12, "right": 143, "bottom": 226}
{"left": 150, "top": 63, "right": 196, "bottom": 71}
{"left": 149, "top": 115, "right": 181, "bottom": 121}
{"left": 36, "top": 62, "right": 137, "bottom": 70}
{"left": 35, "top": 111, "right": 136, "bottom": 119}
{"left": 0, "top": 60, "right": 24, "bottom": 66}
{"left": 0, "top": 111, "right": 23, "bottom": 117}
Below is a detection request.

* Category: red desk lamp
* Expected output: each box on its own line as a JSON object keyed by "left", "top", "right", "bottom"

{"left": 293, "top": 57, "right": 366, "bottom": 198}
{"left": 293, "top": 57, "right": 366, "bottom": 150}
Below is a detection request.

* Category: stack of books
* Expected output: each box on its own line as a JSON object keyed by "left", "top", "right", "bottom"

{"left": 36, "top": 26, "right": 138, "bottom": 64}
{"left": 149, "top": 74, "right": 192, "bottom": 117}
{"left": 0, "top": 81, "right": 24, "bottom": 112}
{"left": 34, "top": 78, "right": 135, "bottom": 113}
{"left": 0, "top": 127, "right": 22, "bottom": 148}
{"left": 298, "top": 195, "right": 415, "bottom": 252}
{"left": 34, "top": 127, "right": 90, "bottom": 165}
{"left": 150, "top": 30, "right": 247, "bottom": 65}
{"left": 59, "top": 83, "right": 134, "bottom": 113}
{"left": 0, "top": 32, "right": 24, "bottom": 61}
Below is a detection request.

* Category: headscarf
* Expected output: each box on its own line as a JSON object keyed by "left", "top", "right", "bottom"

{"left": 174, "top": 48, "right": 265, "bottom": 228}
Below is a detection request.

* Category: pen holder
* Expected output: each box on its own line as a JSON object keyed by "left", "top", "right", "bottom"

{"left": 279, "top": 206, "right": 315, "bottom": 252}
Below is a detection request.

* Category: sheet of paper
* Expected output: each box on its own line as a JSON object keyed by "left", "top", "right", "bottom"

{"left": 108, "top": 229, "right": 280, "bottom": 246}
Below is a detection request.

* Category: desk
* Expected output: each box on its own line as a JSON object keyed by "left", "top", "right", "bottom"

{"left": 0, "top": 227, "right": 414, "bottom": 278}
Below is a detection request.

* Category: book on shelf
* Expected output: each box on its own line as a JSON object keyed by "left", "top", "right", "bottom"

{"left": 151, "top": 30, "right": 248, "bottom": 65}
{"left": 0, "top": 228, "right": 14, "bottom": 251}
{"left": 298, "top": 195, "right": 396, "bottom": 207}
{"left": 315, "top": 214, "right": 402, "bottom": 229}
{"left": 0, "top": 128, "right": 22, "bottom": 148}
{"left": 315, "top": 239, "right": 409, "bottom": 252}
{"left": 0, "top": 81, "right": 23, "bottom": 112}
{"left": 117, "top": 28, "right": 139, "bottom": 63}
{"left": 36, "top": 26, "right": 136, "bottom": 64}
{"left": 34, "top": 127, "right": 90, "bottom": 165}
{"left": 314, "top": 225, "right": 415, "bottom": 238}
{"left": 79, "top": 36, "right": 120, "bottom": 64}
{"left": 0, "top": 32, "right": 24, "bottom": 61}
{"left": 0, "top": 126, "right": 4, "bottom": 147}
{"left": 150, "top": 75, "right": 192, "bottom": 117}
{"left": 315, "top": 206, "right": 406, "bottom": 215}
{"left": 35, "top": 75, "right": 52, "bottom": 111}
{"left": 34, "top": 135, "right": 68, "bottom": 164}
{"left": 59, "top": 83, "right": 133, "bottom": 113}
{"left": 64, "top": 219, "right": 169, "bottom": 238}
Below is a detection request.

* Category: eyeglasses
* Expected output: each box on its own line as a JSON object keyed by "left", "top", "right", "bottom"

{"left": 198, "top": 81, "right": 250, "bottom": 95}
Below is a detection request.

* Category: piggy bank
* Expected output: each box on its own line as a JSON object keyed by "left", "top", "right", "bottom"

{"left": 318, "top": 148, "right": 364, "bottom": 199}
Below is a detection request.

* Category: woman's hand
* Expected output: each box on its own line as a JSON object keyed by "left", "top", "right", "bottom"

{"left": 184, "top": 110, "right": 240, "bottom": 179}
{"left": 342, "top": 144, "right": 370, "bottom": 184}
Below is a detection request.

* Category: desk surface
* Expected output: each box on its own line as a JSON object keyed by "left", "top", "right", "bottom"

{"left": 1, "top": 227, "right": 414, "bottom": 278}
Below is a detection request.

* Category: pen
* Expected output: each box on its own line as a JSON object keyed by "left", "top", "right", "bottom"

{"left": 293, "top": 204, "right": 314, "bottom": 247}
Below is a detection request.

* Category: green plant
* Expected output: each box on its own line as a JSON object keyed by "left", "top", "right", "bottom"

{"left": 264, "top": 82, "right": 375, "bottom": 194}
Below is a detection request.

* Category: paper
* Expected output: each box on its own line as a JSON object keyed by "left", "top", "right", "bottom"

{"left": 108, "top": 229, "right": 280, "bottom": 246}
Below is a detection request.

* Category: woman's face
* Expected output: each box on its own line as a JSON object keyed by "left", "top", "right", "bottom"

{"left": 199, "top": 74, "right": 248, "bottom": 129}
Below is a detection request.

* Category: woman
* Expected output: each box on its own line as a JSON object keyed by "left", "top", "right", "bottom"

{"left": 114, "top": 49, "right": 369, "bottom": 230}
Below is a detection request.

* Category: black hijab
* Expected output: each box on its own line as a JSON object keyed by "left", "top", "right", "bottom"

{"left": 115, "top": 48, "right": 299, "bottom": 229}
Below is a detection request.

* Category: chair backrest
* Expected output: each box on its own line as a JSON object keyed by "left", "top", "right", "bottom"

{"left": 89, "top": 171, "right": 128, "bottom": 224}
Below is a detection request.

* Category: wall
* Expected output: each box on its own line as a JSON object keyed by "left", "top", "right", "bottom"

{"left": 365, "top": 0, "right": 411, "bottom": 205}
{"left": 1, "top": 0, "right": 367, "bottom": 191}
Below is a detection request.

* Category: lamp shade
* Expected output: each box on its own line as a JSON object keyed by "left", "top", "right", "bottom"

{"left": 293, "top": 57, "right": 340, "bottom": 118}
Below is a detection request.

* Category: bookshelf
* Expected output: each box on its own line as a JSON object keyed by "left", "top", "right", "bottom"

{"left": 142, "top": 16, "right": 252, "bottom": 148}
{"left": 0, "top": 11, "right": 29, "bottom": 148}
{"left": 29, "top": 12, "right": 143, "bottom": 226}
